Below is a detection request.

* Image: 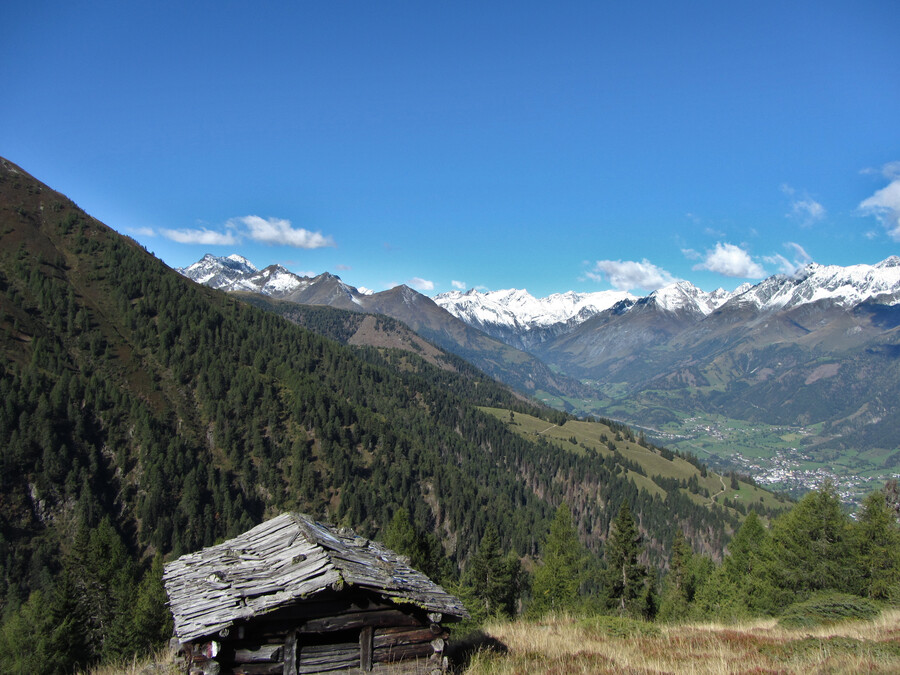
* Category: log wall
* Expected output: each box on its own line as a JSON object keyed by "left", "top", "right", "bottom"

{"left": 182, "top": 593, "right": 451, "bottom": 675}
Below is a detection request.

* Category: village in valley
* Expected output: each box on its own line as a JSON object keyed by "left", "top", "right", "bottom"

{"left": 654, "top": 415, "right": 898, "bottom": 507}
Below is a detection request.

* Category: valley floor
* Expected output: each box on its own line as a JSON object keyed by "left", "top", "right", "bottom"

{"left": 456, "top": 610, "right": 900, "bottom": 674}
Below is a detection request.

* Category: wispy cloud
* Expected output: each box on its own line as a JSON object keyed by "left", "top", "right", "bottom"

{"left": 587, "top": 259, "right": 677, "bottom": 291}
{"left": 127, "top": 226, "right": 157, "bottom": 237}
{"left": 859, "top": 163, "right": 900, "bottom": 241}
{"left": 763, "top": 242, "right": 813, "bottom": 275}
{"left": 782, "top": 184, "right": 825, "bottom": 227}
{"left": 160, "top": 228, "right": 239, "bottom": 245}
{"left": 451, "top": 280, "right": 466, "bottom": 290}
{"left": 693, "top": 242, "right": 766, "bottom": 278}
{"left": 161, "top": 215, "right": 335, "bottom": 248}
{"left": 408, "top": 277, "right": 434, "bottom": 291}
{"left": 862, "top": 161, "right": 900, "bottom": 180}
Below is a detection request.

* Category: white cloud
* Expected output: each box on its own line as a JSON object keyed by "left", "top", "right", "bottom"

{"left": 451, "top": 280, "right": 466, "bottom": 290}
{"left": 587, "top": 259, "right": 677, "bottom": 291}
{"left": 859, "top": 175, "right": 900, "bottom": 241}
{"left": 408, "top": 277, "right": 434, "bottom": 291}
{"left": 158, "top": 214, "right": 335, "bottom": 249}
{"left": 681, "top": 248, "right": 701, "bottom": 261}
{"left": 160, "top": 228, "right": 239, "bottom": 245}
{"left": 693, "top": 243, "right": 766, "bottom": 278}
{"left": 234, "top": 215, "right": 335, "bottom": 249}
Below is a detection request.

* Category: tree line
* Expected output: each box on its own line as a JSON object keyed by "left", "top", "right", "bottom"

{"left": 410, "top": 481, "right": 898, "bottom": 627}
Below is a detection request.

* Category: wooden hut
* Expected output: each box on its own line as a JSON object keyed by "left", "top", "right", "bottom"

{"left": 163, "top": 512, "right": 469, "bottom": 675}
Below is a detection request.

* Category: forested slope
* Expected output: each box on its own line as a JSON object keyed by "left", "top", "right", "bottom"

{"left": 0, "top": 157, "right": 779, "bottom": 668}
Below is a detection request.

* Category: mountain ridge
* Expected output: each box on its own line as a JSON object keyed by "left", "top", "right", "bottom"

{"left": 179, "top": 254, "right": 591, "bottom": 400}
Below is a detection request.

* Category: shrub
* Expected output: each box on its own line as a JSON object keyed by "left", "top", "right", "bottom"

{"left": 777, "top": 592, "right": 880, "bottom": 628}
{"left": 577, "top": 614, "right": 661, "bottom": 639}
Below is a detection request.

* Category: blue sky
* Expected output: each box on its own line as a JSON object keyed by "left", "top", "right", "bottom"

{"left": 2, "top": 1, "right": 898, "bottom": 297}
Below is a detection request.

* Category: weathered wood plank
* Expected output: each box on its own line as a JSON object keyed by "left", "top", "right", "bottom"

{"left": 232, "top": 663, "right": 284, "bottom": 675}
{"left": 360, "top": 625, "right": 373, "bottom": 671}
{"left": 296, "top": 642, "right": 359, "bottom": 672}
{"left": 373, "top": 641, "right": 435, "bottom": 663}
{"left": 373, "top": 628, "right": 442, "bottom": 648}
{"left": 233, "top": 644, "right": 283, "bottom": 663}
{"left": 284, "top": 631, "right": 297, "bottom": 675}
{"left": 301, "top": 609, "right": 423, "bottom": 632}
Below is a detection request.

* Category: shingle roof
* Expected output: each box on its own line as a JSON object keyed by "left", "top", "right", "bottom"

{"left": 163, "top": 512, "right": 469, "bottom": 642}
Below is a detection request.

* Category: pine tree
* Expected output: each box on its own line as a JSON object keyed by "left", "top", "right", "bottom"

{"left": 383, "top": 507, "right": 433, "bottom": 577}
{"left": 658, "top": 529, "right": 693, "bottom": 621}
{"left": 855, "top": 490, "right": 900, "bottom": 600}
{"left": 464, "top": 525, "right": 521, "bottom": 618}
{"left": 768, "top": 482, "right": 852, "bottom": 598}
{"left": 603, "top": 500, "right": 649, "bottom": 617}
{"left": 131, "top": 554, "right": 174, "bottom": 654}
{"left": 530, "top": 505, "right": 583, "bottom": 615}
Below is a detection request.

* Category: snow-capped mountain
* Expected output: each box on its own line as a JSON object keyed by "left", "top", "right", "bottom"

{"left": 724, "top": 256, "right": 900, "bottom": 312}
{"left": 435, "top": 287, "right": 633, "bottom": 329}
{"left": 179, "top": 254, "right": 318, "bottom": 298}
{"left": 179, "top": 254, "right": 259, "bottom": 289}
{"left": 642, "top": 281, "right": 734, "bottom": 316}
{"left": 433, "top": 287, "right": 634, "bottom": 349}
{"left": 436, "top": 259, "right": 900, "bottom": 352}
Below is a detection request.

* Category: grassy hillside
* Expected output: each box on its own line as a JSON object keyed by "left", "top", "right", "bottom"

{"left": 459, "top": 611, "right": 900, "bottom": 674}
{"left": 481, "top": 407, "right": 786, "bottom": 515}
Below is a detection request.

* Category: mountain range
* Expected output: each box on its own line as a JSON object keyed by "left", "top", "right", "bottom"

{"left": 439, "top": 259, "right": 900, "bottom": 482}
{"left": 179, "top": 255, "right": 590, "bottom": 400}
{"left": 181, "top": 252, "right": 900, "bottom": 490}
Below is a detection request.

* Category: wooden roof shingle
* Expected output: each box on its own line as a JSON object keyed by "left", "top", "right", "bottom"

{"left": 163, "top": 512, "right": 469, "bottom": 642}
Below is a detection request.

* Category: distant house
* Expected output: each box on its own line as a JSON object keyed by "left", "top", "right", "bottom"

{"left": 164, "top": 512, "right": 469, "bottom": 674}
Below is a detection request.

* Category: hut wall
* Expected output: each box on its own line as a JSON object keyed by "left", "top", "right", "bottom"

{"left": 183, "top": 592, "right": 450, "bottom": 675}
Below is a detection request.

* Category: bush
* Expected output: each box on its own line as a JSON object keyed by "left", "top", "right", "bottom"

{"left": 577, "top": 614, "right": 660, "bottom": 639}
{"left": 777, "top": 592, "right": 881, "bottom": 628}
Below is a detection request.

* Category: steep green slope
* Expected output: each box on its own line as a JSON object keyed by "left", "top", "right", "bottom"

{"left": 0, "top": 157, "right": 553, "bottom": 593}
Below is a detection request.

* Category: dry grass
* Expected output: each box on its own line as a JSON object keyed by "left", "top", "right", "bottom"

{"left": 459, "top": 610, "right": 900, "bottom": 674}
{"left": 78, "top": 647, "right": 181, "bottom": 675}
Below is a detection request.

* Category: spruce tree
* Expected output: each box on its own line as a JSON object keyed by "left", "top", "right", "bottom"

{"left": 464, "top": 525, "right": 522, "bottom": 618}
{"left": 530, "top": 505, "right": 583, "bottom": 615}
{"left": 855, "top": 490, "right": 900, "bottom": 600}
{"left": 768, "top": 483, "right": 852, "bottom": 598}
{"left": 658, "top": 529, "right": 693, "bottom": 621}
{"left": 604, "top": 500, "right": 649, "bottom": 617}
